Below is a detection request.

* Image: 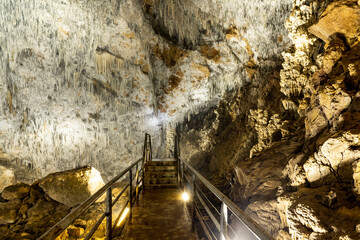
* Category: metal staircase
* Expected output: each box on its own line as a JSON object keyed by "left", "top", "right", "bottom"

{"left": 144, "top": 158, "right": 178, "bottom": 187}
{"left": 38, "top": 133, "right": 274, "bottom": 240}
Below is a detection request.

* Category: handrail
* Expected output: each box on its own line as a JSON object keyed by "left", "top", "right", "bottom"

{"left": 178, "top": 157, "right": 274, "bottom": 240}
{"left": 143, "top": 133, "right": 152, "bottom": 162}
{"left": 38, "top": 157, "right": 144, "bottom": 240}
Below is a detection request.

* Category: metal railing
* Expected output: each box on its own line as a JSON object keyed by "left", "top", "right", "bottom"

{"left": 175, "top": 138, "right": 273, "bottom": 240}
{"left": 38, "top": 134, "right": 153, "bottom": 240}
{"left": 143, "top": 133, "right": 152, "bottom": 162}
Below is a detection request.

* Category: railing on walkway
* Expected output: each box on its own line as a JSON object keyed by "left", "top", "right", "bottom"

{"left": 143, "top": 133, "right": 152, "bottom": 162}
{"left": 38, "top": 134, "right": 153, "bottom": 240}
{"left": 39, "top": 133, "right": 273, "bottom": 240}
{"left": 175, "top": 137, "right": 274, "bottom": 240}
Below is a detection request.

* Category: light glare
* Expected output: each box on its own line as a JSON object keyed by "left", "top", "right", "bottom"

{"left": 182, "top": 192, "right": 190, "bottom": 202}
{"left": 117, "top": 207, "right": 130, "bottom": 226}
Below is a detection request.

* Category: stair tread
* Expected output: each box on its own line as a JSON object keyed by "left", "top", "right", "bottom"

{"left": 145, "top": 161, "right": 177, "bottom": 166}
{"left": 151, "top": 158, "right": 176, "bottom": 161}
{"left": 146, "top": 183, "right": 178, "bottom": 186}
{"left": 145, "top": 176, "right": 177, "bottom": 179}
{"left": 145, "top": 167, "right": 177, "bottom": 171}
{"left": 145, "top": 174, "right": 176, "bottom": 177}
{"left": 145, "top": 169, "right": 177, "bottom": 172}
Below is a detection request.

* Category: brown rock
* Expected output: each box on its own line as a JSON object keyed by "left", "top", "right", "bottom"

{"left": 305, "top": 107, "right": 328, "bottom": 138}
{"left": 353, "top": 160, "right": 360, "bottom": 197}
{"left": 0, "top": 225, "right": 12, "bottom": 238}
{"left": 318, "top": 84, "right": 351, "bottom": 121}
{"left": 309, "top": 0, "right": 360, "bottom": 44}
{"left": 19, "top": 204, "right": 30, "bottom": 218}
{"left": 26, "top": 186, "right": 43, "bottom": 205}
{"left": 38, "top": 166, "right": 105, "bottom": 207}
{"left": 73, "top": 218, "right": 87, "bottom": 228}
{"left": 0, "top": 199, "right": 21, "bottom": 225}
{"left": 199, "top": 45, "right": 220, "bottom": 63}
{"left": 67, "top": 225, "right": 85, "bottom": 238}
{"left": 24, "top": 198, "right": 57, "bottom": 233}
{"left": 1, "top": 182, "right": 31, "bottom": 200}
{"left": 321, "top": 35, "right": 347, "bottom": 74}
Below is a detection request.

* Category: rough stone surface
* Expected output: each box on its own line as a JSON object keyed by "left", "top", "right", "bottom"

{"left": 180, "top": 0, "right": 360, "bottom": 239}
{"left": 0, "top": 167, "right": 129, "bottom": 239}
{"left": 38, "top": 166, "right": 105, "bottom": 207}
{"left": 1, "top": 182, "right": 31, "bottom": 200}
{"left": 0, "top": 0, "right": 292, "bottom": 184}
{"left": 0, "top": 200, "right": 21, "bottom": 225}
{"left": 309, "top": 0, "right": 360, "bottom": 44}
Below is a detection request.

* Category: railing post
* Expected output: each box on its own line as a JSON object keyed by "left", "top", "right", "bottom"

{"left": 175, "top": 136, "right": 180, "bottom": 183}
{"left": 106, "top": 187, "right": 112, "bottom": 240}
{"left": 220, "top": 202, "right": 228, "bottom": 240}
{"left": 191, "top": 173, "right": 196, "bottom": 229}
{"left": 143, "top": 134, "right": 147, "bottom": 162}
{"left": 129, "top": 168, "right": 133, "bottom": 218}
{"left": 149, "top": 135, "right": 152, "bottom": 161}
{"left": 181, "top": 162, "right": 184, "bottom": 187}
{"left": 142, "top": 158, "right": 145, "bottom": 191}
{"left": 135, "top": 162, "right": 139, "bottom": 202}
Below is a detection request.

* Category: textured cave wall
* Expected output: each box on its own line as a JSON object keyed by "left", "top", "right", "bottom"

{"left": 0, "top": 0, "right": 292, "bottom": 188}
{"left": 180, "top": 0, "right": 360, "bottom": 239}
{"left": 177, "top": 0, "right": 294, "bottom": 175}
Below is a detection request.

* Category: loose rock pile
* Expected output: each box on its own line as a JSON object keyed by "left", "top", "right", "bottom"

{"left": 0, "top": 166, "right": 109, "bottom": 240}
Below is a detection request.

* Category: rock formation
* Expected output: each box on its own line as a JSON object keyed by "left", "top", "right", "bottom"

{"left": 180, "top": 0, "right": 360, "bottom": 239}
{"left": 0, "top": 167, "right": 120, "bottom": 240}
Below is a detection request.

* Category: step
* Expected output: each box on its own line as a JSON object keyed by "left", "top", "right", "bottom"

{"left": 152, "top": 158, "right": 176, "bottom": 161}
{"left": 145, "top": 171, "right": 177, "bottom": 178}
{"left": 144, "top": 177, "right": 177, "bottom": 185}
{"left": 145, "top": 165, "right": 177, "bottom": 172}
{"left": 146, "top": 160, "right": 177, "bottom": 166}
{"left": 145, "top": 183, "right": 178, "bottom": 188}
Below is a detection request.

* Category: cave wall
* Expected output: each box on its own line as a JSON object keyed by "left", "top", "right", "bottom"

{"left": 180, "top": 0, "right": 360, "bottom": 239}
{"left": 0, "top": 0, "right": 161, "bottom": 184}
{"left": 0, "top": 0, "right": 293, "bottom": 187}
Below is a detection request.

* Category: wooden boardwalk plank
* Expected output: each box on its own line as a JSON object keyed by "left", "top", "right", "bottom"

{"left": 115, "top": 188, "right": 198, "bottom": 240}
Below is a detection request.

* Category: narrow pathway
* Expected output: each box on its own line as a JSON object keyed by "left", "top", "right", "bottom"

{"left": 116, "top": 188, "right": 198, "bottom": 240}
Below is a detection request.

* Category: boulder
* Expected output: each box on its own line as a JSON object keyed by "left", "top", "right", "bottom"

{"left": 0, "top": 166, "right": 16, "bottom": 193}
{"left": 281, "top": 186, "right": 360, "bottom": 239}
{"left": 38, "top": 166, "right": 105, "bottom": 207}
{"left": 1, "top": 182, "right": 31, "bottom": 200}
{"left": 0, "top": 200, "right": 21, "bottom": 225}
{"left": 23, "top": 197, "right": 70, "bottom": 234}
{"left": 309, "top": 0, "right": 360, "bottom": 44}
{"left": 67, "top": 225, "right": 85, "bottom": 238}
{"left": 303, "top": 131, "right": 360, "bottom": 184}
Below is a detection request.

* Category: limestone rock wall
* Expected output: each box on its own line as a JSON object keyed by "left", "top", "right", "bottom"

{"left": 180, "top": 0, "right": 360, "bottom": 239}
{"left": 0, "top": 0, "right": 293, "bottom": 185}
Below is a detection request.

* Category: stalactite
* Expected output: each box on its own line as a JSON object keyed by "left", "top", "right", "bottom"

{"left": 95, "top": 51, "right": 115, "bottom": 74}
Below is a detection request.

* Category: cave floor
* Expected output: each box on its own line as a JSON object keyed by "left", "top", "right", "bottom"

{"left": 114, "top": 188, "right": 198, "bottom": 240}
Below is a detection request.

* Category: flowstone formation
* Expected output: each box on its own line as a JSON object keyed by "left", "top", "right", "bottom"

{"left": 180, "top": 0, "right": 360, "bottom": 239}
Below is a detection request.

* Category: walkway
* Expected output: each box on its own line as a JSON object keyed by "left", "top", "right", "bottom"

{"left": 116, "top": 188, "right": 198, "bottom": 240}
